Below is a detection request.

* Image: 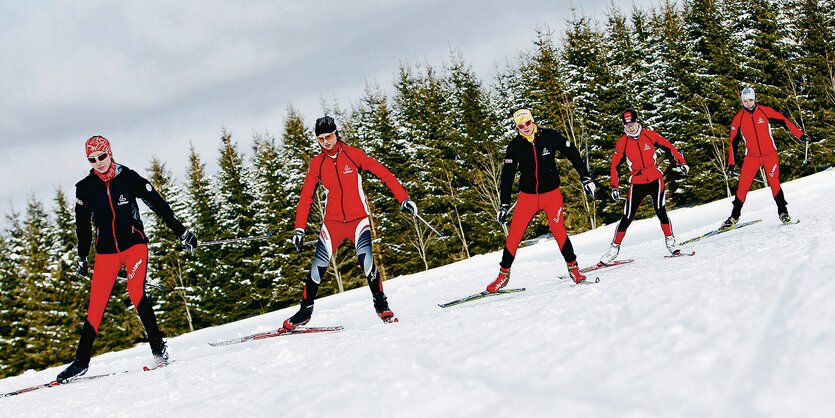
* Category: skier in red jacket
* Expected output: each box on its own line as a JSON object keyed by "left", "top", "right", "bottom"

{"left": 57, "top": 136, "right": 198, "bottom": 383}
{"left": 284, "top": 116, "right": 416, "bottom": 328}
{"left": 599, "top": 109, "right": 689, "bottom": 264}
{"left": 722, "top": 86, "right": 814, "bottom": 228}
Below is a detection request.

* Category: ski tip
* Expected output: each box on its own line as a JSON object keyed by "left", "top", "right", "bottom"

{"left": 594, "top": 277, "right": 600, "bottom": 283}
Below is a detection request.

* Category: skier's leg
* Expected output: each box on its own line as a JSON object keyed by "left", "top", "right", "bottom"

{"left": 733, "top": 156, "right": 761, "bottom": 217}
{"left": 762, "top": 153, "right": 788, "bottom": 217}
{"left": 122, "top": 244, "right": 167, "bottom": 363}
{"left": 542, "top": 188, "right": 585, "bottom": 283}
{"left": 285, "top": 223, "right": 336, "bottom": 329}
{"left": 613, "top": 183, "right": 645, "bottom": 245}
{"left": 353, "top": 218, "right": 394, "bottom": 321}
{"left": 74, "top": 253, "right": 120, "bottom": 365}
{"left": 500, "top": 193, "right": 539, "bottom": 269}
{"left": 650, "top": 178, "right": 673, "bottom": 236}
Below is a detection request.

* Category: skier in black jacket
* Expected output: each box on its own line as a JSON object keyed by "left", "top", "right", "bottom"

{"left": 57, "top": 135, "right": 198, "bottom": 383}
{"left": 487, "top": 108, "right": 596, "bottom": 292}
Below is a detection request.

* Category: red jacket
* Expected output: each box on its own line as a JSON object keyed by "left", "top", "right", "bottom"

{"left": 728, "top": 104, "right": 804, "bottom": 165}
{"left": 610, "top": 128, "right": 686, "bottom": 188}
{"left": 295, "top": 142, "right": 409, "bottom": 229}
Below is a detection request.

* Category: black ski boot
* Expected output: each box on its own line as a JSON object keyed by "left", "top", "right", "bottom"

{"left": 56, "top": 359, "right": 89, "bottom": 383}
{"left": 283, "top": 301, "right": 313, "bottom": 331}
{"left": 149, "top": 338, "right": 169, "bottom": 367}
{"left": 373, "top": 293, "right": 397, "bottom": 323}
{"left": 720, "top": 215, "right": 738, "bottom": 231}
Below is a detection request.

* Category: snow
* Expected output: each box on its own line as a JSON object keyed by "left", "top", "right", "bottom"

{"left": 2, "top": 170, "right": 835, "bottom": 417}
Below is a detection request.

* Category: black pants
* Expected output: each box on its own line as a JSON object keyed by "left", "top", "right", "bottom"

{"left": 613, "top": 178, "right": 672, "bottom": 244}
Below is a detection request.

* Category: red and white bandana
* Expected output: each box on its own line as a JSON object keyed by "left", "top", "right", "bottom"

{"left": 85, "top": 135, "right": 112, "bottom": 157}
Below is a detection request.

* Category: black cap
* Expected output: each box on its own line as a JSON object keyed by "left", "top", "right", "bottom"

{"left": 315, "top": 116, "right": 338, "bottom": 136}
{"left": 621, "top": 109, "right": 638, "bottom": 125}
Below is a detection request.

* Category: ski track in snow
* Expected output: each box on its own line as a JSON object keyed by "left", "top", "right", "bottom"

{"left": 2, "top": 170, "right": 835, "bottom": 417}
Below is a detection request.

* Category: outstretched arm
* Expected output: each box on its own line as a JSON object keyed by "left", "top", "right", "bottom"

{"left": 74, "top": 187, "right": 92, "bottom": 260}
{"left": 761, "top": 105, "right": 804, "bottom": 142}
{"left": 294, "top": 158, "right": 322, "bottom": 230}
{"left": 354, "top": 149, "right": 410, "bottom": 203}
{"left": 555, "top": 131, "right": 591, "bottom": 179}
{"left": 134, "top": 171, "right": 187, "bottom": 237}
{"left": 650, "top": 131, "right": 687, "bottom": 165}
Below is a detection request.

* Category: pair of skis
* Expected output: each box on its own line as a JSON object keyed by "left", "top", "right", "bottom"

{"left": 0, "top": 361, "right": 171, "bottom": 399}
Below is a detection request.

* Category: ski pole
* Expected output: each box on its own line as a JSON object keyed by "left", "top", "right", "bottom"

{"left": 804, "top": 140, "right": 810, "bottom": 164}
{"left": 415, "top": 213, "right": 443, "bottom": 237}
{"left": 198, "top": 233, "right": 273, "bottom": 247}
{"left": 81, "top": 271, "right": 164, "bottom": 290}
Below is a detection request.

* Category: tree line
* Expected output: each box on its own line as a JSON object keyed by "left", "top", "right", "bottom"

{"left": 1, "top": 0, "right": 832, "bottom": 378}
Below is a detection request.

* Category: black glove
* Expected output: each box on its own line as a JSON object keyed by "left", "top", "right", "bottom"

{"left": 581, "top": 177, "right": 596, "bottom": 198}
{"left": 400, "top": 199, "right": 417, "bottom": 217}
{"left": 611, "top": 187, "right": 621, "bottom": 201}
{"left": 75, "top": 256, "right": 89, "bottom": 277}
{"left": 800, "top": 133, "right": 816, "bottom": 143}
{"left": 678, "top": 164, "right": 690, "bottom": 177}
{"left": 497, "top": 204, "right": 510, "bottom": 225}
{"left": 292, "top": 228, "right": 305, "bottom": 253}
{"left": 180, "top": 230, "right": 198, "bottom": 253}
{"left": 726, "top": 165, "right": 735, "bottom": 177}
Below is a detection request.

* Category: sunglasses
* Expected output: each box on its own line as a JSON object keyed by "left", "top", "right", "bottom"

{"left": 87, "top": 153, "right": 109, "bottom": 163}
{"left": 317, "top": 132, "right": 336, "bottom": 141}
{"left": 516, "top": 120, "right": 533, "bottom": 130}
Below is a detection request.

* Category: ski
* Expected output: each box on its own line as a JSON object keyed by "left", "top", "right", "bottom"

{"left": 781, "top": 218, "right": 800, "bottom": 225}
{"left": 665, "top": 249, "right": 695, "bottom": 258}
{"left": 580, "top": 258, "right": 635, "bottom": 273}
{"left": 0, "top": 362, "right": 170, "bottom": 398}
{"left": 679, "top": 219, "right": 763, "bottom": 246}
{"left": 438, "top": 288, "right": 526, "bottom": 308}
{"left": 208, "top": 326, "right": 344, "bottom": 347}
{"left": 557, "top": 275, "right": 601, "bottom": 285}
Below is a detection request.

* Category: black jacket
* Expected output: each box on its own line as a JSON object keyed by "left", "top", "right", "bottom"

{"left": 75, "top": 164, "right": 186, "bottom": 257}
{"left": 500, "top": 127, "right": 589, "bottom": 205}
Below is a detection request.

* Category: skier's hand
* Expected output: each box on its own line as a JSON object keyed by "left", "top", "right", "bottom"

{"left": 726, "top": 165, "right": 735, "bottom": 177}
{"left": 611, "top": 187, "right": 621, "bottom": 201}
{"left": 800, "top": 133, "right": 818, "bottom": 143}
{"left": 496, "top": 204, "right": 510, "bottom": 225}
{"left": 400, "top": 199, "right": 418, "bottom": 217}
{"left": 75, "top": 256, "right": 89, "bottom": 277}
{"left": 581, "top": 177, "right": 596, "bottom": 199}
{"left": 180, "top": 230, "right": 198, "bottom": 253}
{"left": 292, "top": 228, "right": 305, "bottom": 253}
{"left": 678, "top": 164, "right": 690, "bottom": 177}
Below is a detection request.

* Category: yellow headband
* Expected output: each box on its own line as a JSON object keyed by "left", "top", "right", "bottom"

{"left": 513, "top": 109, "right": 534, "bottom": 126}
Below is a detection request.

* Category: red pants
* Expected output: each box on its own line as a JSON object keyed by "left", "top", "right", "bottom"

{"left": 87, "top": 243, "right": 148, "bottom": 332}
{"left": 502, "top": 188, "right": 576, "bottom": 268}
{"left": 737, "top": 152, "right": 781, "bottom": 202}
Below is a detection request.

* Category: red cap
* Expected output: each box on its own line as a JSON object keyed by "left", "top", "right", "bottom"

{"left": 85, "top": 135, "right": 112, "bottom": 156}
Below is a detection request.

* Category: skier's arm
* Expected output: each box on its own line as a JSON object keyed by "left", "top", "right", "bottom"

{"left": 499, "top": 143, "right": 518, "bottom": 205}
{"left": 74, "top": 186, "right": 93, "bottom": 260}
{"left": 761, "top": 106, "right": 804, "bottom": 141}
{"left": 294, "top": 159, "right": 321, "bottom": 230}
{"left": 134, "top": 171, "right": 187, "bottom": 237}
{"left": 555, "top": 131, "right": 591, "bottom": 179}
{"left": 650, "top": 131, "right": 686, "bottom": 165}
{"left": 352, "top": 148, "right": 409, "bottom": 203}
{"left": 728, "top": 112, "right": 743, "bottom": 167}
{"left": 609, "top": 138, "right": 626, "bottom": 188}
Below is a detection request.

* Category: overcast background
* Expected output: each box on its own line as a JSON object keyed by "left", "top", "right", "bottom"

{"left": 0, "top": 0, "right": 659, "bottom": 228}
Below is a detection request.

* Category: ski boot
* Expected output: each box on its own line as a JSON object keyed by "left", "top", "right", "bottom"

{"left": 486, "top": 267, "right": 510, "bottom": 293}
{"left": 373, "top": 293, "right": 397, "bottom": 323}
{"left": 283, "top": 301, "right": 314, "bottom": 331}
{"left": 599, "top": 243, "right": 621, "bottom": 265}
{"left": 664, "top": 235, "right": 681, "bottom": 256}
{"left": 56, "top": 359, "right": 89, "bottom": 383}
{"left": 149, "top": 338, "right": 169, "bottom": 368}
{"left": 778, "top": 209, "right": 791, "bottom": 225}
{"left": 720, "top": 215, "right": 738, "bottom": 231}
{"left": 567, "top": 260, "right": 587, "bottom": 284}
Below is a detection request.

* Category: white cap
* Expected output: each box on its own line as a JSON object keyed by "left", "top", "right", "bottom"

{"left": 741, "top": 86, "right": 756, "bottom": 102}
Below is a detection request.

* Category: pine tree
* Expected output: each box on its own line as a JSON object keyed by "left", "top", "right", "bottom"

{"left": 0, "top": 210, "right": 27, "bottom": 377}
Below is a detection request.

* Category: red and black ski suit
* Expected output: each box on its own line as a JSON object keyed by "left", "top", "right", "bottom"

{"left": 295, "top": 141, "right": 409, "bottom": 303}
{"left": 609, "top": 128, "right": 686, "bottom": 243}
{"left": 499, "top": 127, "right": 590, "bottom": 269}
{"left": 73, "top": 164, "right": 186, "bottom": 364}
{"left": 727, "top": 104, "right": 805, "bottom": 217}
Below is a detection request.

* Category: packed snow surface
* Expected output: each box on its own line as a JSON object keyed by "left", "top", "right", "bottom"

{"left": 2, "top": 170, "right": 834, "bottom": 417}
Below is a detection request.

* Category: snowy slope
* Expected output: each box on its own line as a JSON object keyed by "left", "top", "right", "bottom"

{"left": 2, "top": 170, "right": 834, "bottom": 418}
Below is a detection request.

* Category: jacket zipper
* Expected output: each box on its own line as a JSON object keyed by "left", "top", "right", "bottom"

{"left": 749, "top": 111, "right": 762, "bottom": 156}
{"left": 132, "top": 225, "right": 145, "bottom": 240}
{"left": 531, "top": 141, "right": 540, "bottom": 193}
{"left": 105, "top": 183, "right": 121, "bottom": 253}
{"left": 332, "top": 157, "right": 346, "bottom": 221}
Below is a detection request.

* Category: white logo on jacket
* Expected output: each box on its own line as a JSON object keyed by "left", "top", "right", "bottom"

{"left": 542, "top": 148, "right": 550, "bottom": 156}
{"left": 343, "top": 165, "right": 354, "bottom": 174}
{"left": 758, "top": 117, "right": 765, "bottom": 124}
{"left": 118, "top": 195, "right": 129, "bottom": 206}
{"left": 643, "top": 143, "right": 651, "bottom": 151}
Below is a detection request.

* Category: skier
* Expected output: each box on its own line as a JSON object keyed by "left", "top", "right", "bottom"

{"left": 57, "top": 135, "right": 198, "bottom": 383}
{"left": 284, "top": 116, "right": 416, "bottom": 328}
{"left": 487, "top": 108, "right": 596, "bottom": 290}
{"left": 599, "top": 109, "right": 690, "bottom": 264}
{"left": 723, "top": 86, "right": 815, "bottom": 227}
